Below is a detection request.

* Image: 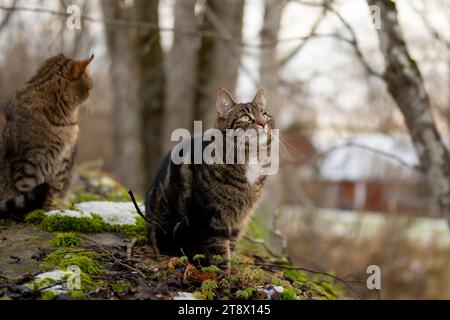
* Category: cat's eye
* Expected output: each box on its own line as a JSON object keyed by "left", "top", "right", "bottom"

{"left": 262, "top": 113, "right": 270, "bottom": 121}
{"left": 240, "top": 115, "right": 251, "bottom": 122}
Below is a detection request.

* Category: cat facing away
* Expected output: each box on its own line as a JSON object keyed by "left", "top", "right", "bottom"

{"left": 145, "top": 88, "right": 275, "bottom": 265}
{"left": 0, "top": 53, "right": 94, "bottom": 217}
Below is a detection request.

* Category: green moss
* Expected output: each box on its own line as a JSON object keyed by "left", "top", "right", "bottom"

{"left": 314, "top": 282, "right": 337, "bottom": 300}
{"left": 35, "top": 248, "right": 105, "bottom": 299}
{"left": 39, "top": 212, "right": 148, "bottom": 244}
{"left": 283, "top": 269, "right": 307, "bottom": 283}
{"left": 235, "top": 287, "right": 257, "bottom": 300}
{"left": 60, "top": 255, "right": 101, "bottom": 275}
{"left": 25, "top": 210, "right": 46, "bottom": 225}
{"left": 50, "top": 233, "right": 81, "bottom": 248}
{"left": 281, "top": 288, "right": 297, "bottom": 300}
{"left": 40, "top": 290, "right": 58, "bottom": 300}
{"left": 41, "top": 213, "right": 109, "bottom": 233}
{"left": 193, "top": 292, "right": 206, "bottom": 300}
{"left": 43, "top": 249, "right": 102, "bottom": 275}
{"left": 111, "top": 281, "right": 132, "bottom": 294}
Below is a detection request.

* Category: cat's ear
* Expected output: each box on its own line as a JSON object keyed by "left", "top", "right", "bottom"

{"left": 72, "top": 54, "right": 94, "bottom": 77}
{"left": 216, "top": 88, "right": 236, "bottom": 118}
{"left": 252, "top": 88, "right": 267, "bottom": 109}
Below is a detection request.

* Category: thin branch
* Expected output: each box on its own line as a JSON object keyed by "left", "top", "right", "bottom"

{"left": 240, "top": 261, "right": 363, "bottom": 299}
{"left": 411, "top": 2, "right": 450, "bottom": 49}
{"left": 77, "top": 235, "right": 147, "bottom": 279}
{"left": 0, "top": 0, "right": 18, "bottom": 32}
{"left": 288, "top": 0, "right": 383, "bottom": 79}
{"left": 0, "top": 3, "right": 380, "bottom": 54}
{"left": 279, "top": 0, "right": 330, "bottom": 67}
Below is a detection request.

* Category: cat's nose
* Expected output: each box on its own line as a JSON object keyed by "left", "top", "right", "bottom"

{"left": 255, "top": 118, "right": 266, "bottom": 129}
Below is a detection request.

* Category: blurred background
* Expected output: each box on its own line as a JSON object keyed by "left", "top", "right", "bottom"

{"left": 0, "top": 0, "right": 449, "bottom": 299}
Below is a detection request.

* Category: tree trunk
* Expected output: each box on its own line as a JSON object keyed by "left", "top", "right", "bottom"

{"left": 164, "top": 0, "right": 199, "bottom": 150}
{"left": 368, "top": 0, "right": 450, "bottom": 223}
{"left": 133, "top": 0, "right": 166, "bottom": 188}
{"left": 194, "top": 0, "right": 245, "bottom": 128}
{"left": 101, "top": 0, "right": 144, "bottom": 192}
{"left": 260, "top": 0, "right": 285, "bottom": 113}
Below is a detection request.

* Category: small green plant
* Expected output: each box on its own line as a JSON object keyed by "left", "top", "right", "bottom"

{"left": 179, "top": 256, "right": 189, "bottom": 264}
{"left": 212, "top": 255, "right": 223, "bottom": 264}
{"left": 201, "top": 279, "right": 218, "bottom": 300}
{"left": 202, "top": 265, "right": 220, "bottom": 274}
{"left": 193, "top": 254, "right": 206, "bottom": 265}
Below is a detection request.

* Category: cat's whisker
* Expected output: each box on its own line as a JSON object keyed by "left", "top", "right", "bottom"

{"left": 271, "top": 134, "right": 304, "bottom": 161}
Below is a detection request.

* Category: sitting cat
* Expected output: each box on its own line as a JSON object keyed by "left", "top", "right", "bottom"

{"left": 0, "top": 53, "right": 94, "bottom": 217}
{"left": 145, "top": 88, "right": 275, "bottom": 266}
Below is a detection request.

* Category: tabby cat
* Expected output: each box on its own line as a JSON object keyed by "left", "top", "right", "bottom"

{"left": 0, "top": 53, "right": 94, "bottom": 217}
{"left": 145, "top": 88, "right": 275, "bottom": 265}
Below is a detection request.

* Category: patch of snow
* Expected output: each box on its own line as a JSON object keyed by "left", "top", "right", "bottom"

{"left": 28, "top": 269, "right": 76, "bottom": 295}
{"left": 173, "top": 292, "right": 199, "bottom": 300}
{"left": 46, "top": 210, "right": 92, "bottom": 219}
{"left": 76, "top": 202, "right": 142, "bottom": 225}
{"left": 45, "top": 201, "right": 145, "bottom": 226}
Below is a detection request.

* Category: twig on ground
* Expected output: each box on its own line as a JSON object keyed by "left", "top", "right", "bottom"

{"left": 77, "top": 235, "right": 147, "bottom": 279}
{"left": 239, "top": 261, "right": 363, "bottom": 299}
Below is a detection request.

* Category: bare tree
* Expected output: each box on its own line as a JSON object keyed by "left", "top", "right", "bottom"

{"left": 260, "top": 0, "right": 286, "bottom": 112}
{"left": 368, "top": 0, "right": 450, "bottom": 224}
{"left": 133, "top": 0, "right": 166, "bottom": 185}
{"left": 101, "top": 0, "right": 144, "bottom": 192}
{"left": 194, "top": 0, "right": 245, "bottom": 127}
{"left": 164, "top": 0, "right": 199, "bottom": 150}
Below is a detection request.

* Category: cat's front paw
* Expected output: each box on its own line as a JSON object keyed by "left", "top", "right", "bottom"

{"left": 13, "top": 163, "right": 45, "bottom": 192}
{"left": 14, "top": 176, "right": 38, "bottom": 192}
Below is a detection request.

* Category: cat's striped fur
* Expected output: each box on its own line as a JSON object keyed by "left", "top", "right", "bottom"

{"left": 0, "top": 53, "right": 93, "bottom": 217}
{"left": 145, "top": 89, "right": 275, "bottom": 264}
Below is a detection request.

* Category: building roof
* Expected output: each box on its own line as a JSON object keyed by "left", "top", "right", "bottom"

{"left": 313, "top": 133, "right": 422, "bottom": 181}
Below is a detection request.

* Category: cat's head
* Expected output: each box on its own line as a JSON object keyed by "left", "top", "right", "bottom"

{"left": 27, "top": 53, "right": 94, "bottom": 107}
{"left": 215, "top": 88, "right": 275, "bottom": 145}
